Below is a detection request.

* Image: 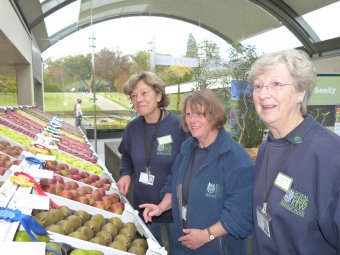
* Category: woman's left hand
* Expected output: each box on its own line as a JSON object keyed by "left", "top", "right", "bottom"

{"left": 178, "top": 228, "right": 209, "bottom": 250}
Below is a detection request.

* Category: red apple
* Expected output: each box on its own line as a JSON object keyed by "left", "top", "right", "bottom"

{"left": 77, "top": 186, "right": 93, "bottom": 196}
{"left": 101, "top": 196, "right": 113, "bottom": 208}
{"left": 79, "top": 171, "right": 90, "bottom": 178}
{"left": 45, "top": 178, "right": 57, "bottom": 185}
{"left": 0, "top": 167, "right": 7, "bottom": 176}
{"left": 59, "top": 190, "right": 74, "bottom": 200}
{"left": 53, "top": 175, "right": 64, "bottom": 184}
{"left": 2, "top": 160, "right": 13, "bottom": 169}
{"left": 13, "top": 159, "right": 22, "bottom": 165}
{"left": 42, "top": 184, "right": 56, "bottom": 194}
{"left": 58, "top": 163, "right": 69, "bottom": 171}
{"left": 69, "top": 168, "right": 79, "bottom": 175}
{"left": 75, "top": 195, "right": 90, "bottom": 205}
{"left": 103, "top": 184, "right": 111, "bottom": 191}
{"left": 64, "top": 181, "right": 79, "bottom": 190}
{"left": 95, "top": 188, "right": 106, "bottom": 197}
{"left": 88, "top": 175, "right": 100, "bottom": 182}
{"left": 93, "top": 180, "right": 104, "bottom": 188}
{"left": 91, "top": 190, "right": 103, "bottom": 201}
{"left": 69, "top": 174, "right": 81, "bottom": 181}
{"left": 54, "top": 183, "right": 64, "bottom": 195}
{"left": 70, "top": 190, "right": 79, "bottom": 199}
{"left": 92, "top": 201, "right": 107, "bottom": 210}
{"left": 108, "top": 202, "right": 125, "bottom": 214}
{"left": 84, "top": 194, "right": 94, "bottom": 205}
{"left": 106, "top": 193, "right": 120, "bottom": 204}
{"left": 80, "top": 177, "right": 91, "bottom": 184}
{"left": 101, "top": 178, "right": 110, "bottom": 184}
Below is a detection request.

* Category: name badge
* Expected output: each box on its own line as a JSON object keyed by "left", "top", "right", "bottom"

{"left": 274, "top": 172, "right": 293, "bottom": 193}
{"left": 182, "top": 205, "right": 187, "bottom": 221}
{"left": 139, "top": 172, "right": 155, "bottom": 185}
{"left": 157, "top": 135, "right": 173, "bottom": 145}
{"left": 256, "top": 205, "right": 271, "bottom": 238}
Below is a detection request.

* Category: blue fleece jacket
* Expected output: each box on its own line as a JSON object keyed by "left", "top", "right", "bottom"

{"left": 162, "top": 128, "right": 254, "bottom": 255}
{"left": 118, "top": 109, "right": 188, "bottom": 223}
{"left": 252, "top": 115, "right": 340, "bottom": 255}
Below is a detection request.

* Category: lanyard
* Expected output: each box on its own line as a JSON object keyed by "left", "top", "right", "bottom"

{"left": 183, "top": 148, "right": 196, "bottom": 205}
{"left": 143, "top": 110, "right": 163, "bottom": 174}
{"left": 262, "top": 143, "right": 294, "bottom": 207}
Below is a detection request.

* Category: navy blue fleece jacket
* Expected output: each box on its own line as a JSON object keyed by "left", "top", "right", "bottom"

{"left": 162, "top": 128, "right": 254, "bottom": 255}
{"left": 118, "top": 109, "right": 188, "bottom": 223}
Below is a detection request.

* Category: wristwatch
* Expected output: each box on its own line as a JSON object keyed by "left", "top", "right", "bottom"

{"left": 207, "top": 227, "right": 215, "bottom": 241}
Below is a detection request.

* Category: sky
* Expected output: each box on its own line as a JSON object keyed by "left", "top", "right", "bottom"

{"left": 41, "top": 16, "right": 230, "bottom": 60}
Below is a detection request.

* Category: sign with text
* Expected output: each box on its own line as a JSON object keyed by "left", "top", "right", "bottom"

{"left": 308, "top": 74, "right": 340, "bottom": 105}
{"left": 155, "top": 56, "right": 198, "bottom": 67}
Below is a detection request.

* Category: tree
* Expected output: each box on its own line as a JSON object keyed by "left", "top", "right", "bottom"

{"left": 190, "top": 40, "right": 262, "bottom": 148}
{"left": 223, "top": 43, "right": 262, "bottom": 147}
{"left": 130, "top": 51, "right": 150, "bottom": 72}
{"left": 43, "top": 55, "right": 91, "bottom": 92}
{"left": 191, "top": 40, "right": 224, "bottom": 90}
{"left": 186, "top": 33, "right": 198, "bottom": 58}
{"left": 94, "top": 47, "right": 132, "bottom": 92}
{"left": 158, "top": 65, "right": 193, "bottom": 112}
{"left": 0, "top": 76, "right": 16, "bottom": 93}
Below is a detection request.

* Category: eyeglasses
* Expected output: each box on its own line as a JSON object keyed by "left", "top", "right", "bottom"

{"left": 253, "top": 82, "right": 293, "bottom": 93}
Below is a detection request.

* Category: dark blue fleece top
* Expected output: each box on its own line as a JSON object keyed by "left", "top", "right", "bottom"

{"left": 162, "top": 128, "right": 254, "bottom": 255}
{"left": 252, "top": 115, "right": 340, "bottom": 255}
{"left": 118, "top": 109, "right": 188, "bottom": 223}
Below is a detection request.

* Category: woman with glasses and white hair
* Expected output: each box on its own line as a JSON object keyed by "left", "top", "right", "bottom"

{"left": 249, "top": 48, "right": 340, "bottom": 255}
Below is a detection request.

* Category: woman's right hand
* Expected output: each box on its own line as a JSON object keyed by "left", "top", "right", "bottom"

{"left": 139, "top": 203, "right": 162, "bottom": 223}
{"left": 116, "top": 175, "right": 131, "bottom": 196}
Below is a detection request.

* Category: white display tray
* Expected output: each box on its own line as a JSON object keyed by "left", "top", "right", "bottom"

{"left": 46, "top": 193, "right": 167, "bottom": 255}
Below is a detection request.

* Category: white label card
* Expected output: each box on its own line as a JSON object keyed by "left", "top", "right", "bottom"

{"left": 35, "top": 154, "right": 56, "bottom": 161}
{"left": 182, "top": 205, "right": 187, "bottom": 221}
{"left": 274, "top": 172, "right": 293, "bottom": 193}
{"left": 157, "top": 135, "right": 173, "bottom": 145}
{"left": 139, "top": 172, "right": 155, "bottom": 185}
{"left": 27, "top": 169, "right": 53, "bottom": 179}
{"left": 12, "top": 194, "right": 49, "bottom": 210}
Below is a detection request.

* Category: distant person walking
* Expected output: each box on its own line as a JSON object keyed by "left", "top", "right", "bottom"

{"left": 74, "top": 99, "right": 82, "bottom": 127}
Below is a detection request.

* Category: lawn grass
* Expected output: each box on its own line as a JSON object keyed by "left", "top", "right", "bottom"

{"left": 2, "top": 92, "right": 185, "bottom": 113}
{"left": 0, "top": 93, "right": 18, "bottom": 106}
{"left": 44, "top": 92, "right": 100, "bottom": 112}
{"left": 98, "top": 92, "right": 186, "bottom": 112}
{"left": 99, "top": 92, "right": 131, "bottom": 110}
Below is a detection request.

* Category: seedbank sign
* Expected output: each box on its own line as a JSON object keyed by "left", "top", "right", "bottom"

{"left": 309, "top": 74, "right": 340, "bottom": 105}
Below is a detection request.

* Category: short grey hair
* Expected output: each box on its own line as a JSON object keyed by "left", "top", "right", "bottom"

{"left": 248, "top": 49, "right": 316, "bottom": 116}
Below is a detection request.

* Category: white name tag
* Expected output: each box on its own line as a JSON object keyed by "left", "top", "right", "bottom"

{"left": 139, "top": 172, "right": 155, "bottom": 185}
{"left": 274, "top": 172, "right": 293, "bottom": 193}
{"left": 182, "top": 205, "right": 187, "bottom": 221}
{"left": 157, "top": 135, "right": 173, "bottom": 145}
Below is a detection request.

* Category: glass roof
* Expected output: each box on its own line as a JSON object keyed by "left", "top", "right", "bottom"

{"left": 24, "top": 0, "right": 340, "bottom": 58}
{"left": 303, "top": 1, "right": 340, "bottom": 41}
{"left": 45, "top": 1, "right": 81, "bottom": 37}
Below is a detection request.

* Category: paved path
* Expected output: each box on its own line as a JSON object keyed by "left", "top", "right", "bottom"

{"left": 83, "top": 93, "right": 126, "bottom": 111}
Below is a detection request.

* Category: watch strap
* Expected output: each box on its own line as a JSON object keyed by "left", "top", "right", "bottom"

{"left": 207, "top": 227, "right": 215, "bottom": 240}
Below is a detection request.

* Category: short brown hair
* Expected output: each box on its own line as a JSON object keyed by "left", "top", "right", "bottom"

{"left": 181, "top": 89, "right": 227, "bottom": 132}
{"left": 123, "top": 71, "right": 170, "bottom": 108}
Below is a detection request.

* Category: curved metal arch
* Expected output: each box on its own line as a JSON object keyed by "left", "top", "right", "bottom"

{"left": 250, "top": 0, "right": 319, "bottom": 55}
{"left": 47, "top": 13, "right": 236, "bottom": 52}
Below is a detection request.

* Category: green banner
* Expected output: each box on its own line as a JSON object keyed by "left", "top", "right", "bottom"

{"left": 308, "top": 74, "right": 340, "bottom": 105}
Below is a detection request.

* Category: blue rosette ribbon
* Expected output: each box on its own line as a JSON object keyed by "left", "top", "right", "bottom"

{"left": 25, "top": 157, "right": 46, "bottom": 168}
{"left": 0, "top": 207, "right": 60, "bottom": 255}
